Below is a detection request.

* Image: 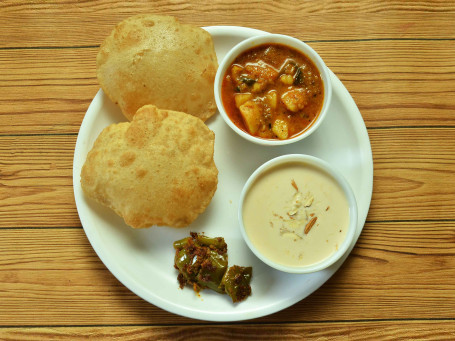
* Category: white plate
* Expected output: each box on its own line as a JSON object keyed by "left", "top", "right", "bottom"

{"left": 73, "top": 26, "right": 373, "bottom": 322}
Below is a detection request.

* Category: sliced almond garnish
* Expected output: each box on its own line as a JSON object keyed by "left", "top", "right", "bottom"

{"left": 304, "top": 195, "right": 314, "bottom": 207}
{"left": 304, "top": 217, "right": 317, "bottom": 234}
{"left": 280, "top": 227, "right": 302, "bottom": 240}
{"left": 287, "top": 208, "right": 297, "bottom": 216}
{"left": 291, "top": 179, "right": 299, "bottom": 191}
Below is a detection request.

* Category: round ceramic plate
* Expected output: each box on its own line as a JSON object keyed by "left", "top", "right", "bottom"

{"left": 73, "top": 26, "right": 373, "bottom": 322}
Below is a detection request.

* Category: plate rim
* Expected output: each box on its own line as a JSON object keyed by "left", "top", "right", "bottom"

{"left": 73, "top": 25, "right": 373, "bottom": 322}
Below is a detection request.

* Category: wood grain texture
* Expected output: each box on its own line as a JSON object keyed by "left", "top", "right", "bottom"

{"left": 1, "top": 40, "right": 454, "bottom": 135}
{"left": 1, "top": 321, "right": 455, "bottom": 340}
{"left": 0, "top": 1, "right": 455, "bottom": 48}
{"left": 0, "top": 48, "right": 98, "bottom": 135}
{"left": 1, "top": 0, "right": 454, "bottom": 338}
{"left": 0, "top": 222, "right": 453, "bottom": 325}
{"left": 368, "top": 128, "right": 455, "bottom": 221}
{"left": 0, "top": 135, "right": 80, "bottom": 228}
{"left": 1, "top": 128, "right": 454, "bottom": 228}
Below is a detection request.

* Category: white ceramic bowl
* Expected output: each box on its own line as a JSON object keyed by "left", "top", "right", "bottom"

{"left": 214, "top": 34, "right": 332, "bottom": 146}
{"left": 238, "top": 154, "right": 357, "bottom": 273}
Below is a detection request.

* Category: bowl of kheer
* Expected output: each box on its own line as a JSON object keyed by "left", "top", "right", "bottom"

{"left": 214, "top": 34, "right": 332, "bottom": 146}
{"left": 238, "top": 154, "right": 357, "bottom": 273}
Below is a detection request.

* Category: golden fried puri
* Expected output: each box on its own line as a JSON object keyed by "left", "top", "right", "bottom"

{"left": 96, "top": 14, "right": 218, "bottom": 122}
{"left": 80, "top": 105, "right": 218, "bottom": 228}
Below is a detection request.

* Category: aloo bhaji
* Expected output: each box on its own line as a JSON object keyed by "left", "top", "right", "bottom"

{"left": 221, "top": 43, "right": 324, "bottom": 140}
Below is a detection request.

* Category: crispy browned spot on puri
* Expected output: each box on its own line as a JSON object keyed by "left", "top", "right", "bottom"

{"left": 80, "top": 104, "right": 218, "bottom": 228}
{"left": 96, "top": 14, "right": 218, "bottom": 122}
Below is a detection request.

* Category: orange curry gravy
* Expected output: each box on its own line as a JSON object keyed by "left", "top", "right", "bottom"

{"left": 221, "top": 43, "right": 324, "bottom": 140}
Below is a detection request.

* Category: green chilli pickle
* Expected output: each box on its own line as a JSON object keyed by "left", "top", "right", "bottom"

{"left": 220, "top": 265, "right": 253, "bottom": 303}
{"left": 173, "top": 232, "right": 252, "bottom": 303}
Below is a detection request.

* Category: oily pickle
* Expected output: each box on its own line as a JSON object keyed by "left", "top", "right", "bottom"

{"left": 173, "top": 232, "right": 252, "bottom": 303}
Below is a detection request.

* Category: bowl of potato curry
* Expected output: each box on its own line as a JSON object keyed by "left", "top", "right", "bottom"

{"left": 214, "top": 34, "right": 332, "bottom": 145}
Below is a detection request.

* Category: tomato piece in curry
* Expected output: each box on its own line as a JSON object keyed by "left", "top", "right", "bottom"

{"left": 221, "top": 43, "right": 324, "bottom": 140}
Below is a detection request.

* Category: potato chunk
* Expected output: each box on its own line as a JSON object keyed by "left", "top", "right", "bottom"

{"left": 272, "top": 119, "right": 289, "bottom": 140}
{"left": 231, "top": 65, "right": 244, "bottom": 80}
{"left": 234, "top": 93, "right": 253, "bottom": 108}
{"left": 251, "top": 81, "right": 266, "bottom": 93}
{"left": 244, "top": 61, "right": 279, "bottom": 83}
{"left": 279, "top": 74, "right": 294, "bottom": 85}
{"left": 265, "top": 90, "right": 278, "bottom": 109}
{"left": 239, "top": 100, "right": 262, "bottom": 134}
{"left": 281, "top": 88, "right": 308, "bottom": 112}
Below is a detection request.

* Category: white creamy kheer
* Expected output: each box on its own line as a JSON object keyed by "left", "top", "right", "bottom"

{"left": 242, "top": 162, "right": 350, "bottom": 267}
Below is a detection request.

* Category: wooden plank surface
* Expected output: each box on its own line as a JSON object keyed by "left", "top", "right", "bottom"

{"left": 1, "top": 1, "right": 455, "bottom": 48}
{"left": 1, "top": 321, "right": 455, "bottom": 341}
{"left": 1, "top": 128, "right": 454, "bottom": 228}
{"left": 0, "top": 222, "right": 454, "bottom": 325}
{"left": 1, "top": 0, "right": 454, "bottom": 338}
{"left": 1, "top": 40, "right": 454, "bottom": 135}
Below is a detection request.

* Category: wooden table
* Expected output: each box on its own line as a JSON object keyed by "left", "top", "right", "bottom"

{"left": 1, "top": 1, "right": 454, "bottom": 339}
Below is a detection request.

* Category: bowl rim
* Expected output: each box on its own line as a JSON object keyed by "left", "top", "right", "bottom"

{"left": 214, "top": 33, "right": 333, "bottom": 146}
{"left": 238, "top": 154, "right": 358, "bottom": 274}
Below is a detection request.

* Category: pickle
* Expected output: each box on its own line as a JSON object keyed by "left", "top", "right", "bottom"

{"left": 173, "top": 237, "right": 191, "bottom": 250}
{"left": 173, "top": 232, "right": 252, "bottom": 302}
{"left": 196, "top": 250, "right": 228, "bottom": 293}
{"left": 220, "top": 265, "right": 252, "bottom": 303}
{"left": 173, "top": 232, "right": 228, "bottom": 293}
{"left": 196, "top": 234, "right": 227, "bottom": 250}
